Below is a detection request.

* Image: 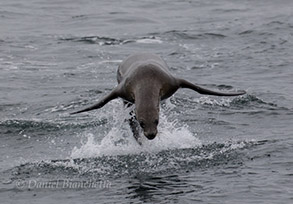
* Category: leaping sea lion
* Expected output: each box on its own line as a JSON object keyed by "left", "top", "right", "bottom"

{"left": 71, "top": 53, "right": 246, "bottom": 143}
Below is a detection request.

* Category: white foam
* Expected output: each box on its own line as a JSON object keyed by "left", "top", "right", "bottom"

{"left": 70, "top": 100, "right": 201, "bottom": 159}
{"left": 194, "top": 96, "right": 232, "bottom": 107}
{"left": 136, "top": 38, "right": 163, "bottom": 44}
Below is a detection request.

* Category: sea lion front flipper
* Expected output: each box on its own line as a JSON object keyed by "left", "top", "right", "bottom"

{"left": 178, "top": 79, "right": 246, "bottom": 96}
{"left": 70, "top": 88, "right": 119, "bottom": 114}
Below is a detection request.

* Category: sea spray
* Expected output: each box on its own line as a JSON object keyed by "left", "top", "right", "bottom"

{"left": 71, "top": 99, "right": 201, "bottom": 158}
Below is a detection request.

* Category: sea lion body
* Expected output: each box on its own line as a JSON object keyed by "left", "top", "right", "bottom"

{"left": 71, "top": 53, "right": 246, "bottom": 143}
{"left": 115, "top": 53, "right": 181, "bottom": 140}
{"left": 117, "top": 53, "right": 179, "bottom": 102}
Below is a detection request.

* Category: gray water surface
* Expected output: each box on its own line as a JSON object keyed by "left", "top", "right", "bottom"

{"left": 1, "top": 0, "right": 293, "bottom": 203}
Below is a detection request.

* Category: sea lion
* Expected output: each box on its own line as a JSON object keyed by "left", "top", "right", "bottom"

{"left": 71, "top": 53, "right": 246, "bottom": 142}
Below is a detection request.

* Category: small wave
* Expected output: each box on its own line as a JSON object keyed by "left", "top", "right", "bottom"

{"left": 135, "top": 37, "right": 163, "bottom": 44}
{"left": 60, "top": 35, "right": 163, "bottom": 46}
{"left": 47, "top": 95, "right": 104, "bottom": 114}
{"left": 239, "top": 30, "right": 274, "bottom": 36}
{"left": 230, "top": 94, "right": 279, "bottom": 109}
{"left": 60, "top": 31, "right": 226, "bottom": 46}
{"left": 213, "top": 8, "right": 249, "bottom": 13}
{"left": 0, "top": 119, "right": 106, "bottom": 135}
{"left": 4, "top": 140, "right": 254, "bottom": 181}
{"left": 60, "top": 36, "right": 123, "bottom": 45}
{"left": 238, "top": 17, "right": 292, "bottom": 39}
{"left": 192, "top": 94, "right": 282, "bottom": 110}
{"left": 151, "top": 30, "right": 226, "bottom": 41}
{"left": 2, "top": 101, "right": 259, "bottom": 181}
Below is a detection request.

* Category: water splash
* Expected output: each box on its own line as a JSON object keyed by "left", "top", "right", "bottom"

{"left": 194, "top": 96, "right": 232, "bottom": 107}
{"left": 71, "top": 100, "right": 201, "bottom": 159}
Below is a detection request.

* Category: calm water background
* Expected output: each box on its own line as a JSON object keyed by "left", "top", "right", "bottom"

{"left": 1, "top": 0, "right": 293, "bottom": 203}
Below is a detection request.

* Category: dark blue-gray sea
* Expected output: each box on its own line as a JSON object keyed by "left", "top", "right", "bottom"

{"left": 1, "top": 0, "right": 293, "bottom": 203}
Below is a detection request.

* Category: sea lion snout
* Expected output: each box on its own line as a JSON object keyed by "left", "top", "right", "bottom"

{"left": 136, "top": 104, "right": 159, "bottom": 140}
{"left": 144, "top": 129, "right": 157, "bottom": 140}
{"left": 139, "top": 120, "right": 158, "bottom": 140}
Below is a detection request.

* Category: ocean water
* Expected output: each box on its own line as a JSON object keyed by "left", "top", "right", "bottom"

{"left": 1, "top": 0, "right": 293, "bottom": 203}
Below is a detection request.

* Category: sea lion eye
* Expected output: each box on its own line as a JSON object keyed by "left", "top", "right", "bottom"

{"left": 154, "top": 119, "right": 159, "bottom": 125}
{"left": 139, "top": 121, "right": 145, "bottom": 128}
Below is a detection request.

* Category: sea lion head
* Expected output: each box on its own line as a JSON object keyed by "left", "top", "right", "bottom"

{"left": 135, "top": 102, "right": 159, "bottom": 140}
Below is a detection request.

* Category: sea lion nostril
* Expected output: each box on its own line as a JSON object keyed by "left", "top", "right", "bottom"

{"left": 145, "top": 131, "right": 157, "bottom": 140}
{"left": 147, "top": 134, "right": 156, "bottom": 140}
